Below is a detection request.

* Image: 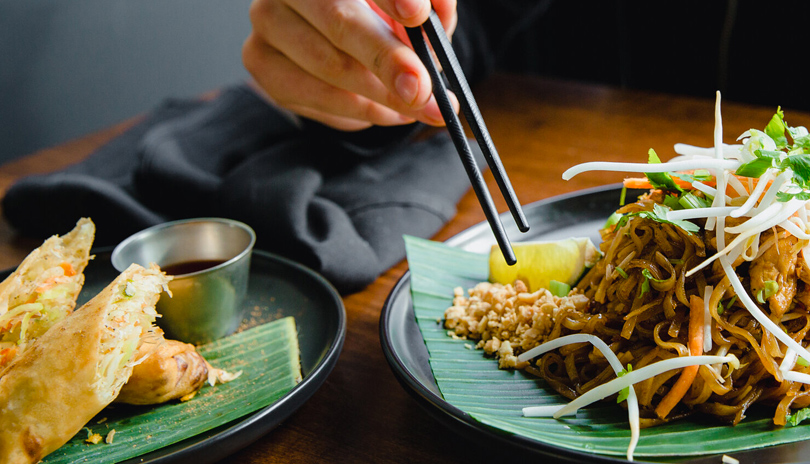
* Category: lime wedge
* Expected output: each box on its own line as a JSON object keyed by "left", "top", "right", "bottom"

{"left": 489, "top": 238, "right": 601, "bottom": 292}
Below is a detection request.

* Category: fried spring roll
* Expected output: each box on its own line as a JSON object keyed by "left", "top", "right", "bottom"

{"left": 0, "top": 218, "right": 95, "bottom": 371}
{"left": 0, "top": 264, "right": 170, "bottom": 464}
{"left": 116, "top": 334, "right": 209, "bottom": 404}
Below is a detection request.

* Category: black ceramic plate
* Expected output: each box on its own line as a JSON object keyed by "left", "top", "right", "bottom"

{"left": 380, "top": 184, "right": 810, "bottom": 464}
{"left": 1, "top": 248, "right": 346, "bottom": 464}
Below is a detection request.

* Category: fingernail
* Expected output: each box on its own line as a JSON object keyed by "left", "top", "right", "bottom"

{"left": 397, "top": 113, "right": 417, "bottom": 123}
{"left": 395, "top": 72, "right": 419, "bottom": 105}
{"left": 423, "top": 95, "right": 445, "bottom": 125}
{"left": 395, "top": 0, "right": 421, "bottom": 20}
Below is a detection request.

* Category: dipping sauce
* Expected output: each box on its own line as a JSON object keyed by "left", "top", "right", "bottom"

{"left": 162, "top": 259, "right": 225, "bottom": 276}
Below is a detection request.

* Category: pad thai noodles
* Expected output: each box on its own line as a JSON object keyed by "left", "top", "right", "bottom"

{"left": 444, "top": 93, "right": 810, "bottom": 460}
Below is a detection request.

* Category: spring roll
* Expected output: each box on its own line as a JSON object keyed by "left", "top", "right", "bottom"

{"left": 117, "top": 330, "right": 242, "bottom": 405}
{"left": 0, "top": 218, "right": 94, "bottom": 371}
{"left": 0, "top": 263, "right": 170, "bottom": 464}
{"left": 116, "top": 333, "right": 209, "bottom": 404}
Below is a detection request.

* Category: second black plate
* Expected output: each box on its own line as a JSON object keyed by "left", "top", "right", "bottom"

{"left": 381, "top": 184, "right": 810, "bottom": 464}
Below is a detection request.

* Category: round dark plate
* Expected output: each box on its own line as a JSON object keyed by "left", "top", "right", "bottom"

{"left": 380, "top": 184, "right": 810, "bottom": 464}
{"left": 2, "top": 248, "right": 346, "bottom": 464}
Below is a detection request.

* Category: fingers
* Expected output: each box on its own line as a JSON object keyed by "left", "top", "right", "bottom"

{"left": 244, "top": 33, "right": 418, "bottom": 128}
{"left": 250, "top": 0, "right": 433, "bottom": 121}
{"left": 368, "top": 0, "right": 429, "bottom": 27}
{"left": 243, "top": 0, "right": 461, "bottom": 131}
{"left": 286, "top": 0, "right": 433, "bottom": 109}
{"left": 369, "top": 0, "right": 457, "bottom": 34}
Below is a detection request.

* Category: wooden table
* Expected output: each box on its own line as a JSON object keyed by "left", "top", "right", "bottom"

{"left": 2, "top": 74, "right": 809, "bottom": 463}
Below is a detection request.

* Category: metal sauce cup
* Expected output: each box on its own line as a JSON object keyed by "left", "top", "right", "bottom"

{"left": 111, "top": 218, "right": 256, "bottom": 344}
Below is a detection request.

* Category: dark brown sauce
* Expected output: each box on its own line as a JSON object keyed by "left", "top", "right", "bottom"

{"left": 162, "top": 259, "right": 225, "bottom": 276}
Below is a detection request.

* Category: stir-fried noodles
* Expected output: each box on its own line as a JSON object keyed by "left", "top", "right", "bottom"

{"left": 444, "top": 94, "right": 810, "bottom": 459}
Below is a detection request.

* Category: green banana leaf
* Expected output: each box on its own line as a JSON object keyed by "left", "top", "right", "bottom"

{"left": 42, "top": 316, "right": 301, "bottom": 464}
{"left": 404, "top": 235, "right": 810, "bottom": 459}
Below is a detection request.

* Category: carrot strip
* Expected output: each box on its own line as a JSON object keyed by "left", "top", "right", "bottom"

{"left": 0, "top": 346, "right": 18, "bottom": 368}
{"left": 655, "top": 294, "right": 704, "bottom": 418}
{"left": 623, "top": 176, "right": 696, "bottom": 190}
{"left": 623, "top": 175, "right": 772, "bottom": 197}
{"left": 60, "top": 262, "right": 76, "bottom": 277}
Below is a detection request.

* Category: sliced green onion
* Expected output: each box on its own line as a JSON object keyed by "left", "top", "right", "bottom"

{"left": 549, "top": 280, "right": 571, "bottom": 297}
{"left": 615, "top": 267, "right": 628, "bottom": 279}
{"left": 678, "top": 192, "right": 711, "bottom": 210}
{"left": 735, "top": 157, "right": 774, "bottom": 178}
{"left": 663, "top": 194, "right": 683, "bottom": 210}
{"left": 756, "top": 280, "right": 779, "bottom": 304}
{"left": 616, "top": 364, "right": 633, "bottom": 403}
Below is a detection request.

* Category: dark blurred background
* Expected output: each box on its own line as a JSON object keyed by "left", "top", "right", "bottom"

{"left": 500, "top": 0, "right": 808, "bottom": 111}
{"left": 1, "top": 0, "right": 806, "bottom": 166}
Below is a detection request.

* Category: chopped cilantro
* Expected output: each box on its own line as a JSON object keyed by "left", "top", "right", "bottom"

{"left": 783, "top": 154, "right": 810, "bottom": 188}
{"left": 663, "top": 194, "right": 683, "bottom": 210}
{"left": 788, "top": 406, "right": 810, "bottom": 426}
{"left": 764, "top": 108, "right": 788, "bottom": 148}
{"left": 730, "top": 112, "right": 810, "bottom": 201}
{"left": 614, "top": 203, "right": 700, "bottom": 234}
{"left": 776, "top": 191, "right": 810, "bottom": 202}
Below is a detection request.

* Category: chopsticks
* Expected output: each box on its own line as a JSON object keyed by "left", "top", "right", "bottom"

{"left": 405, "top": 10, "right": 528, "bottom": 266}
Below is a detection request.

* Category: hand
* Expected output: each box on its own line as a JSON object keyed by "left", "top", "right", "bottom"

{"left": 243, "top": 0, "right": 458, "bottom": 131}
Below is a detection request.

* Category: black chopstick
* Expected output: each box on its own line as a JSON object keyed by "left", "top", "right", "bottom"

{"left": 406, "top": 11, "right": 528, "bottom": 266}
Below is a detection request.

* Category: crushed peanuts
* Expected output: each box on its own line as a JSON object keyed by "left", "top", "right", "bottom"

{"left": 444, "top": 279, "right": 589, "bottom": 369}
{"left": 85, "top": 429, "right": 103, "bottom": 445}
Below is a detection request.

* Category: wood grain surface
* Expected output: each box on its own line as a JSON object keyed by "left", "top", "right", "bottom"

{"left": 2, "top": 74, "right": 809, "bottom": 463}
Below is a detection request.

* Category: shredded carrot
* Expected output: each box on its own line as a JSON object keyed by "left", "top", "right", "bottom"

{"left": 0, "top": 346, "right": 18, "bottom": 368}
{"left": 624, "top": 173, "right": 769, "bottom": 197}
{"left": 655, "top": 295, "right": 704, "bottom": 419}
{"left": 60, "top": 262, "right": 76, "bottom": 277}
{"left": 623, "top": 176, "right": 696, "bottom": 190}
